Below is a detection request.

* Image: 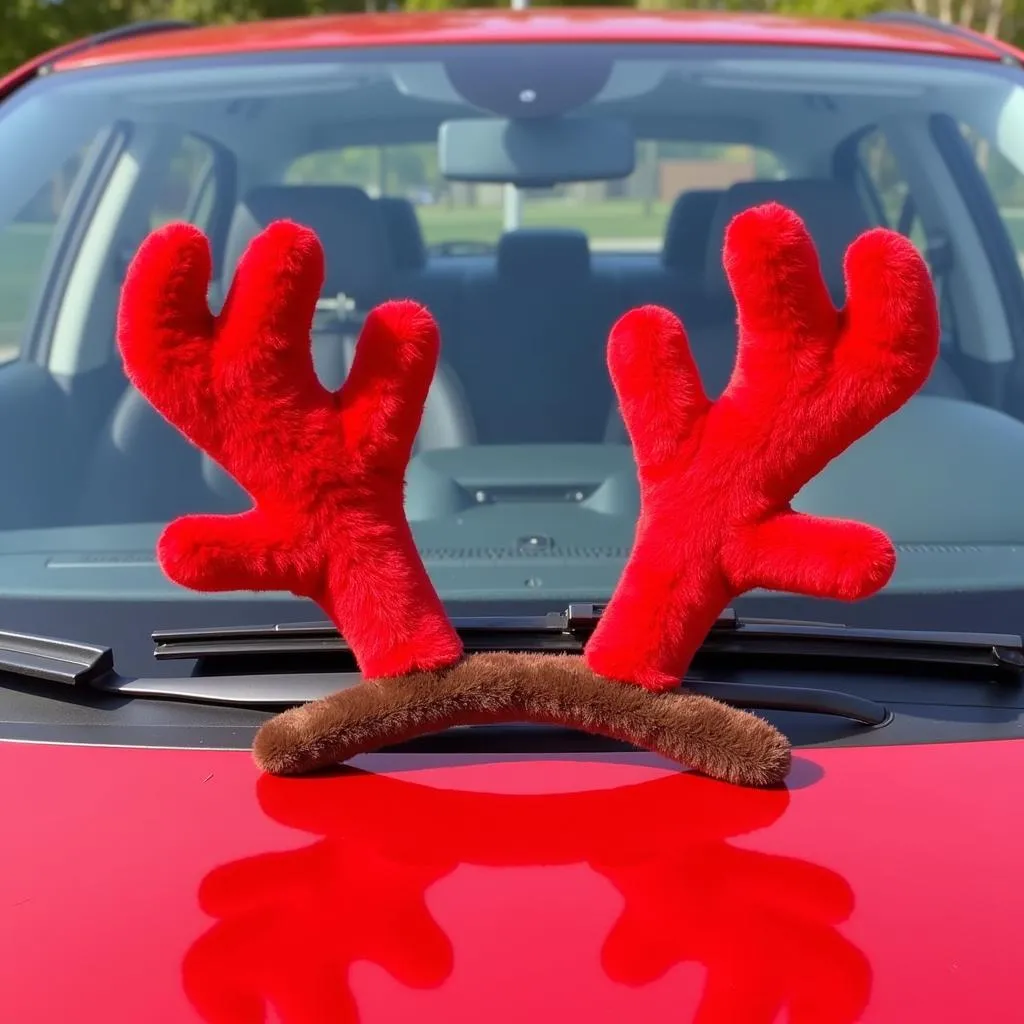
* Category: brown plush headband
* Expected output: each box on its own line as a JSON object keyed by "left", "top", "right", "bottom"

{"left": 115, "top": 201, "right": 939, "bottom": 786}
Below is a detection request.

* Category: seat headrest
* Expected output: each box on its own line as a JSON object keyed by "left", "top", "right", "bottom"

{"left": 224, "top": 185, "right": 395, "bottom": 304}
{"left": 377, "top": 197, "right": 427, "bottom": 271}
{"left": 704, "top": 180, "right": 872, "bottom": 301}
{"left": 497, "top": 229, "right": 590, "bottom": 282}
{"left": 663, "top": 189, "right": 722, "bottom": 274}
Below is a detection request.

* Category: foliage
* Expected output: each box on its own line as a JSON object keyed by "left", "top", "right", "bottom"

{"left": 0, "top": 1, "right": 350, "bottom": 75}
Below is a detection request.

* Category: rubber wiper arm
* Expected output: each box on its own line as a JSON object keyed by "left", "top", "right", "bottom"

{"left": 0, "top": 629, "right": 113, "bottom": 685}
{"left": 113, "top": 670, "right": 889, "bottom": 726}
{"left": 684, "top": 679, "right": 888, "bottom": 726}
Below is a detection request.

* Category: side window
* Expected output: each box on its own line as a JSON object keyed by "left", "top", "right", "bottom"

{"left": 959, "top": 122, "right": 1024, "bottom": 274}
{"left": 855, "top": 128, "right": 960, "bottom": 355}
{"left": 150, "top": 134, "right": 218, "bottom": 231}
{"left": 284, "top": 141, "right": 784, "bottom": 255}
{"left": 0, "top": 133, "right": 219, "bottom": 367}
{"left": 0, "top": 145, "right": 90, "bottom": 364}
{"left": 855, "top": 129, "right": 928, "bottom": 252}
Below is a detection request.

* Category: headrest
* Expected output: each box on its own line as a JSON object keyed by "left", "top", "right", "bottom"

{"left": 663, "top": 189, "right": 722, "bottom": 274}
{"left": 704, "top": 180, "right": 872, "bottom": 301}
{"left": 497, "top": 229, "right": 590, "bottom": 282}
{"left": 224, "top": 185, "right": 395, "bottom": 304}
{"left": 377, "top": 197, "right": 427, "bottom": 271}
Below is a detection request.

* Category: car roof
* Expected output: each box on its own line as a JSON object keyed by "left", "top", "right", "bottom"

{"left": 49, "top": 9, "right": 1005, "bottom": 72}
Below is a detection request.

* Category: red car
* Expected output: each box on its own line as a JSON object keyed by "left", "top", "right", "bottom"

{"left": 2, "top": 8, "right": 1024, "bottom": 1022}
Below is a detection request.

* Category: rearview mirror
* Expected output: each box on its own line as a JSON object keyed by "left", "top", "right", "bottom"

{"left": 439, "top": 116, "right": 636, "bottom": 187}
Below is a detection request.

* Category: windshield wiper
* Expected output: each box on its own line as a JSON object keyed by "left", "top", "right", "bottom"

{"left": 5, "top": 606, "right": 1022, "bottom": 736}
{"left": 136, "top": 605, "right": 1024, "bottom": 730}
{"left": 152, "top": 604, "right": 1024, "bottom": 677}
{"left": 0, "top": 622, "right": 890, "bottom": 728}
{"left": 0, "top": 629, "right": 113, "bottom": 686}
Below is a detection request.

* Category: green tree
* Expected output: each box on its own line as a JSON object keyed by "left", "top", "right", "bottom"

{"left": 0, "top": 0, "right": 368, "bottom": 76}
{"left": 3, "top": 0, "right": 1024, "bottom": 82}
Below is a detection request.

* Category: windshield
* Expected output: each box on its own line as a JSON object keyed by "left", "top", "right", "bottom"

{"left": 2, "top": 41, "right": 1024, "bottom": 619}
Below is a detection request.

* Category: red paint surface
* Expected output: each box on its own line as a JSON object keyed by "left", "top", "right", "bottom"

{"left": 0, "top": 738, "right": 1021, "bottom": 1022}
{"left": 51, "top": 11, "right": 1000, "bottom": 72}
{"left": 0, "top": 40, "right": 86, "bottom": 99}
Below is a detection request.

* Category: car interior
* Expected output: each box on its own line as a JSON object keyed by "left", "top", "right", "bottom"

{"left": 3, "top": 43, "right": 1024, "bottom": 587}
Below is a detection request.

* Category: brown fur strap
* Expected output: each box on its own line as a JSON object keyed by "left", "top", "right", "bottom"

{"left": 253, "top": 653, "right": 791, "bottom": 787}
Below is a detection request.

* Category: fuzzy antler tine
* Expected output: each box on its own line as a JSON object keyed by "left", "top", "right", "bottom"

{"left": 118, "top": 219, "right": 327, "bottom": 489}
{"left": 337, "top": 300, "right": 440, "bottom": 472}
{"left": 721, "top": 202, "right": 839, "bottom": 408}
{"left": 204, "top": 220, "right": 327, "bottom": 495}
{"left": 608, "top": 305, "right": 711, "bottom": 467}
{"left": 723, "top": 510, "right": 897, "bottom": 602}
{"left": 219, "top": 220, "right": 324, "bottom": 348}
{"left": 720, "top": 204, "right": 939, "bottom": 495}
{"left": 118, "top": 219, "right": 462, "bottom": 678}
{"left": 117, "top": 223, "right": 217, "bottom": 440}
{"left": 838, "top": 227, "right": 940, "bottom": 425}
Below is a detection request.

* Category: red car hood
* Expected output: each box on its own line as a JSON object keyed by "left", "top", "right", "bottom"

{"left": 0, "top": 738, "right": 1019, "bottom": 1022}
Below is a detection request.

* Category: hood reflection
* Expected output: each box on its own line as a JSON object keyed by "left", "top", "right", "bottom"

{"left": 183, "top": 760, "right": 869, "bottom": 1022}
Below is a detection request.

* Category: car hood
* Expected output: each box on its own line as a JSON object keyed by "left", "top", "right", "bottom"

{"left": 0, "top": 737, "right": 1020, "bottom": 1023}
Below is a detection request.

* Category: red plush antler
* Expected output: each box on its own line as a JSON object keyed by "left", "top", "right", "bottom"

{"left": 117, "top": 220, "right": 462, "bottom": 678}
{"left": 118, "top": 201, "right": 938, "bottom": 788}
{"left": 585, "top": 203, "right": 938, "bottom": 690}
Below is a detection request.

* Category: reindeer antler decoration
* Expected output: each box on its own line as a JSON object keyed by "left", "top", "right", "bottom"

{"left": 117, "top": 203, "right": 938, "bottom": 787}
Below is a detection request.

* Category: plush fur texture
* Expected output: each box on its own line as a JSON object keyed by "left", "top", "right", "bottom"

{"left": 585, "top": 203, "right": 939, "bottom": 690}
{"left": 117, "top": 201, "right": 939, "bottom": 787}
{"left": 252, "top": 652, "right": 792, "bottom": 787}
{"left": 117, "top": 221, "right": 462, "bottom": 678}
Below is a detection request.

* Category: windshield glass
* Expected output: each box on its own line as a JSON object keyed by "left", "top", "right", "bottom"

{"left": 2, "top": 41, "right": 1024, "bottom": 616}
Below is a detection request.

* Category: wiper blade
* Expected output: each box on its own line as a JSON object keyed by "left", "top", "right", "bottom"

{"left": 152, "top": 604, "right": 1024, "bottom": 677}
{"left": 0, "top": 629, "right": 112, "bottom": 686}
{"left": 4, "top": 603, "right": 1016, "bottom": 739}
{"left": 701, "top": 610, "right": 1024, "bottom": 676}
{"left": 0, "top": 616, "right": 910, "bottom": 730}
{"left": 0, "top": 629, "right": 888, "bottom": 727}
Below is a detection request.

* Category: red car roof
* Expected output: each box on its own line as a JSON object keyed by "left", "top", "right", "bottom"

{"left": 51, "top": 9, "right": 1003, "bottom": 71}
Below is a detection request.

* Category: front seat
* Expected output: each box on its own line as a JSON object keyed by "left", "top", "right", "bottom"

{"left": 79, "top": 185, "right": 474, "bottom": 525}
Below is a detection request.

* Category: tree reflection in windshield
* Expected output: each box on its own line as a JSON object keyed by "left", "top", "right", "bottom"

{"left": 182, "top": 759, "right": 870, "bottom": 1023}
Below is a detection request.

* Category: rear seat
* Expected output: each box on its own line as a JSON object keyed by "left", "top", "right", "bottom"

{"left": 453, "top": 229, "right": 623, "bottom": 443}
{"left": 377, "top": 196, "right": 428, "bottom": 272}
{"left": 614, "top": 188, "right": 722, "bottom": 320}
{"left": 606, "top": 178, "right": 969, "bottom": 443}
